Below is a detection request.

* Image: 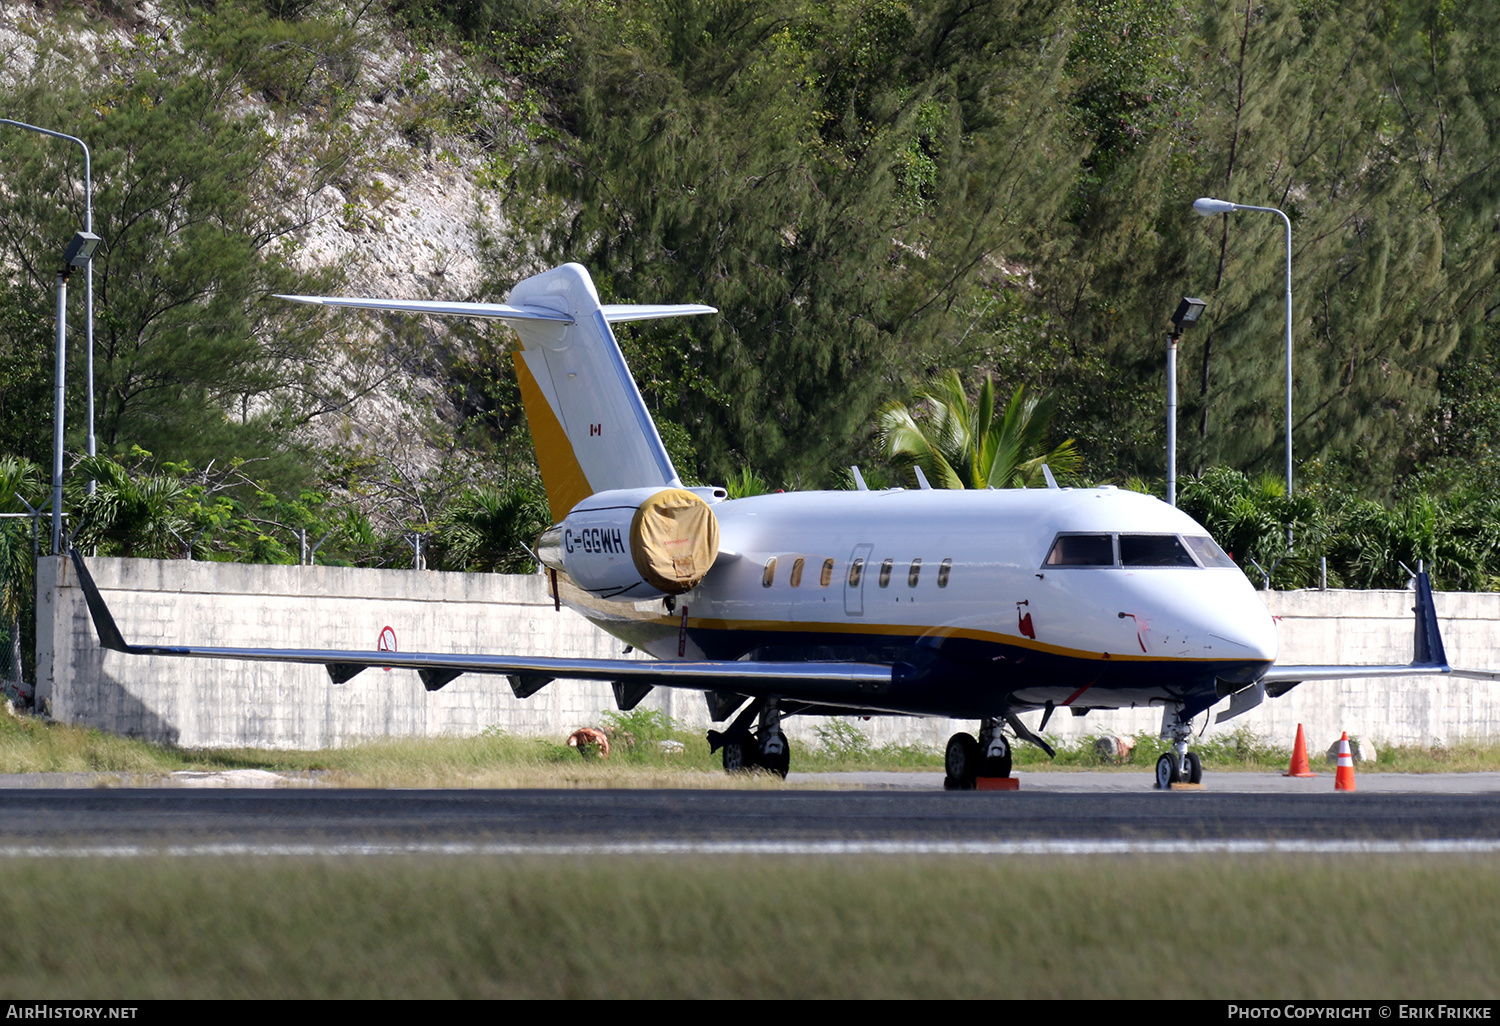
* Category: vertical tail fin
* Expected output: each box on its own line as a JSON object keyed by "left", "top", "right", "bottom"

{"left": 506, "top": 264, "right": 712, "bottom": 520}
{"left": 278, "top": 264, "right": 716, "bottom": 521}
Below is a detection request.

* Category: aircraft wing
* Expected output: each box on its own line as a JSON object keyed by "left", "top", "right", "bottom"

{"left": 1210, "top": 569, "right": 1481, "bottom": 723}
{"left": 276, "top": 295, "right": 717, "bottom": 325}
{"left": 1257, "top": 569, "right": 1453, "bottom": 687}
{"left": 68, "top": 550, "right": 895, "bottom": 705}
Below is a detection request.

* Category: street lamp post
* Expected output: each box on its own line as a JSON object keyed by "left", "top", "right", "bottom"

{"left": 1194, "top": 196, "right": 1294, "bottom": 547}
{"left": 1167, "top": 297, "right": 1207, "bottom": 507}
{"left": 1, "top": 119, "right": 99, "bottom": 477}
{"left": 50, "top": 233, "right": 100, "bottom": 553}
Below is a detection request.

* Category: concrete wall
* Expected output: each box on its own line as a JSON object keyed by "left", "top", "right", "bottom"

{"left": 36, "top": 555, "right": 1500, "bottom": 751}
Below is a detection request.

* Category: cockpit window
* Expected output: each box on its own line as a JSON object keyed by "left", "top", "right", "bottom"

{"left": 1044, "top": 534, "right": 1114, "bottom": 566}
{"left": 1119, "top": 534, "right": 1197, "bottom": 567}
{"left": 1183, "top": 535, "right": 1238, "bottom": 569}
{"left": 1044, "top": 532, "right": 1224, "bottom": 569}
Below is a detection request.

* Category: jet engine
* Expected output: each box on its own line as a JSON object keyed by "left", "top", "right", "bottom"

{"left": 537, "top": 487, "right": 721, "bottom": 600}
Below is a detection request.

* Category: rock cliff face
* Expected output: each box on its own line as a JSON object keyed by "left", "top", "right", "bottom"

{"left": 0, "top": 1, "right": 526, "bottom": 476}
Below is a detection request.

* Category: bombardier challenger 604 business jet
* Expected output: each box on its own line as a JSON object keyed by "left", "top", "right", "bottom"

{"left": 70, "top": 263, "right": 1495, "bottom": 788}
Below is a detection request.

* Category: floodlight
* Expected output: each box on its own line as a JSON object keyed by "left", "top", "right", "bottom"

{"left": 1171, "top": 297, "right": 1207, "bottom": 332}
{"left": 64, "top": 230, "right": 100, "bottom": 267}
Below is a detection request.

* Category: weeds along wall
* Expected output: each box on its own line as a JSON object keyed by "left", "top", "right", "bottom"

{"left": 34, "top": 556, "right": 1500, "bottom": 750}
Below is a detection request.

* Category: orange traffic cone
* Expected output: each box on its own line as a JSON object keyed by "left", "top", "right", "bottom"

{"left": 1284, "top": 723, "right": 1318, "bottom": 777}
{"left": 1334, "top": 732, "right": 1357, "bottom": 791}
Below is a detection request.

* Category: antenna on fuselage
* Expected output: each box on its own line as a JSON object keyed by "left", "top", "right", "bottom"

{"left": 850, "top": 466, "right": 869, "bottom": 491}
{"left": 913, "top": 466, "right": 932, "bottom": 490}
{"left": 1041, "top": 465, "right": 1059, "bottom": 489}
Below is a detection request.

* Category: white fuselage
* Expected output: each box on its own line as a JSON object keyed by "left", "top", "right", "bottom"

{"left": 562, "top": 486, "right": 1279, "bottom": 719}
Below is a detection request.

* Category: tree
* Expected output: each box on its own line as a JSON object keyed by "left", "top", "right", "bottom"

{"left": 0, "top": 457, "right": 42, "bottom": 698}
{"left": 489, "top": 0, "right": 1079, "bottom": 486}
{"left": 1026, "top": 0, "right": 1483, "bottom": 491}
{"left": 0, "top": 16, "right": 361, "bottom": 492}
{"left": 430, "top": 483, "right": 550, "bottom": 573}
{"left": 878, "top": 371, "right": 1080, "bottom": 488}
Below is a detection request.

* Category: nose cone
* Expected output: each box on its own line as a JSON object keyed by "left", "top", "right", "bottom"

{"left": 1206, "top": 578, "right": 1280, "bottom": 665}
{"left": 1124, "top": 570, "right": 1279, "bottom": 666}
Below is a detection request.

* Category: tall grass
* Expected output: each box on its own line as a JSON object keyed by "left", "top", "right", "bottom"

{"left": 0, "top": 855, "right": 1495, "bottom": 998}
{"left": 4, "top": 705, "right": 1498, "bottom": 782}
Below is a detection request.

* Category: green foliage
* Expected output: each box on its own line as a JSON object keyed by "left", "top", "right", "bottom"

{"left": 724, "top": 466, "right": 773, "bottom": 499}
{"left": 430, "top": 482, "right": 550, "bottom": 573}
{"left": 813, "top": 718, "right": 873, "bottom": 758}
{"left": 0, "top": 12, "right": 357, "bottom": 492}
{"left": 0, "top": 457, "right": 43, "bottom": 689}
{"left": 18, "top": 0, "right": 1500, "bottom": 551}
{"left": 490, "top": 0, "right": 1079, "bottom": 485}
{"left": 1175, "top": 464, "right": 1500, "bottom": 591}
{"left": 1010, "top": 726, "right": 1291, "bottom": 770}
{"left": 879, "top": 372, "right": 1081, "bottom": 488}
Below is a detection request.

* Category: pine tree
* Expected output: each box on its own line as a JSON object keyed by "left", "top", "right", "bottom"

{"left": 0, "top": 18, "right": 354, "bottom": 487}
{"left": 491, "top": 0, "right": 1078, "bottom": 485}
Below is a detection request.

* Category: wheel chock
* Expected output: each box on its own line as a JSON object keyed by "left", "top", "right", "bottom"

{"left": 1164, "top": 781, "right": 1205, "bottom": 790}
{"left": 975, "top": 776, "right": 1019, "bottom": 791}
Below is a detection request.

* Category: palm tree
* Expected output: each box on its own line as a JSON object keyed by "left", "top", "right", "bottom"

{"left": 68, "top": 455, "right": 190, "bottom": 559}
{"left": 878, "top": 371, "right": 1081, "bottom": 489}
{"left": 0, "top": 456, "right": 41, "bottom": 700}
{"left": 432, "top": 483, "right": 551, "bottom": 573}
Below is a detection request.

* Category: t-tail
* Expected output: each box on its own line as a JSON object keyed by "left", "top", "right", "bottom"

{"left": 278, "top": 263, "right": 716, "bottom": 521}
{"left": 280, "top": 265, "right": 724, "bottom": 602}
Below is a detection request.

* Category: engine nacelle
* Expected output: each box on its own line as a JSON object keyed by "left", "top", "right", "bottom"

{"left": 537, "top": 487, "right": 720, "bottom": 601}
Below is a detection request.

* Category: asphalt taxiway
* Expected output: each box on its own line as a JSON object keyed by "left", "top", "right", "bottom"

{"left": 0, "top": 771, "right": 1497, "bottom": 854}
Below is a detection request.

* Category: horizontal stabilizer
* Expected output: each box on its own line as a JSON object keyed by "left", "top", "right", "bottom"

{"left": 601, "top": 304, "right": 717, "bottom": 323}
{"left": 276, "top": 297, "right": 718, "bottom": 325}
{"left": 275, "top": 295, "right": 577, "bottom": 323}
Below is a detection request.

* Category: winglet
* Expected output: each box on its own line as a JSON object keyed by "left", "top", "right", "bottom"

{"left": 68, "top": 548, "right": 130, "bottom": 653}
{"left": 1412, "top": 570, "right": 1448, "bottom": 668}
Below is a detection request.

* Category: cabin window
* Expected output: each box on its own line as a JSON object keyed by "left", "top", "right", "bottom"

{"left": 1044, "top": 534, "right": 1114, "bottom": 567}
{"left": 848, "top": 558, "right": 865, "bottom": 587}
{"left": 1119, "top": 534, "right": 1196, "bottom": 567}
{"left": 938, "top": 558, "right": 952, "bottom": 588}
{"left": 820, "top": 558, "right": 835, "bottom": 587}
{"left": 762, "top": 557, "right": 777, "bottom": 587}
{"left": 790, "top": 557, "right": 805, "bottom": 587}
{"left": 1183, "top": 536, "right": 1238, "bottom": 569}
{"left": 878, "top": 558, "right": 893, "bottom": 587}
{"left": 908, "top": 558, "right": 922, "bottom": 587}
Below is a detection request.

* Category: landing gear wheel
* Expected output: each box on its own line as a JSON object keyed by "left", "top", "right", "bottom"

{"left": 1155, "top": 753, "right": 1181, "bottom": 789}
{"left": 722, "top": 740, "right": 755, "bottom": 773}
{"left": 979, "top": 733, "right": 1013, "bottom": 779}
{"left": 944, "top": 733, "right": 980, "bottom": 790}
{"left": 760, "top": 734, "right": 791, "bottom": 779}
{"left": 1184, "top": 751, "right": 1203, "bottom": 784}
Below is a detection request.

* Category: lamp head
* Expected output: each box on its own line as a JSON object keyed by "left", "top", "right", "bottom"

{"left": 1171, "top": 297, "right": 1207, "bottom": 332}
{"left": 64, "top": 231, "right": 100, "bottom": 267}
{"left": 1193, "top": 197, "right": 1237, "bottom": 216}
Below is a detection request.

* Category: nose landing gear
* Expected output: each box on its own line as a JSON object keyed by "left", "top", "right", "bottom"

{"left": 1156, "top": 706, "right": 1204, "bottom": 788}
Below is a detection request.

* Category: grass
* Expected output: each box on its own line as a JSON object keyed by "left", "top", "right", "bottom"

{"left": 4, "top": 703, "right": 1499, "bottom": 784}
{"left": 0, "top": 854, "right": 1496, "bottom": 998}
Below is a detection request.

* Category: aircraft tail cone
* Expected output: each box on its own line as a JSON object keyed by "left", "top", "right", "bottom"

{"left": 1334, "top": 732, "right": 1357, "bottom": 792}
{"left": 1283, "top": 723, "right": 1318, "bottom": 777}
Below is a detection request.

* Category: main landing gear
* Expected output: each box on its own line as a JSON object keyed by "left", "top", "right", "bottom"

{"left": 944, "top": 717, "right": 1012, "bottom": 790}
{"left": 1155, "top": 705, "right": 1204, "bottom": 788}
{"left": 708, "top": 698, "right": 791, "bottom": 778}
